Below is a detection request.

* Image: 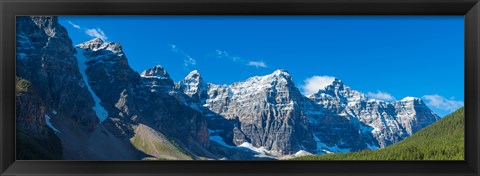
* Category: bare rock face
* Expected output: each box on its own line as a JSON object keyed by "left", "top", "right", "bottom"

{"left": 179, "top": 70, "right": 441, "bottom": 156}
{"left": 15, "top": 16, "right": 108, "bottom": 160}
{"left": 176, "top": 70, "right": 209, "bottom": 104}
{"left": 392, "top": 97, "right": 440, "bottom": 135}
{"left": 16, "top": 90, "right": 49, "bottom": 139}
{"left": 17, "top": 16, "right": 211, "bottom": 160}
{"left": 180, "top": 70, "right": 316, "bottom": 155}
{"left": 141, "top": 65, "right": 175, "bottom": 94}
{"left": 16, "top": 16, "right": 100, "bottom": 133}
{"left": 310, "top": 79, "right": 440, "bottom": 148}
{"left": 76, "top": 39, "right": 211, "bottom": 157}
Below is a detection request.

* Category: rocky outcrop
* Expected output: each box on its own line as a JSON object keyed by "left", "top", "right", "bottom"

{"left": 392, "top": 97, "right": 440, "bottom": 135}
{"left": 180, "top": 70, "right": 440, "bottom": 156}
{"left": 16, "top": 16, "right": 100, "bottom": 134}
{"left": 141, "top": 65, "right": 175, "bottom": 94}
{"left": 310, "top": 79, "right": 440, "bottom": 148}
{"left": 176, "top": 70, "right": 209, "bottom": 104}
{"left": 15, "top": 77, "right": 49, "bottom": 139}
{"left": 76, "top": 39, "right": 211, "bottom": 158}
{"left": 180, "top": 70, "right": 317, "bottom": 155}
{"left": 16, "top": 16, "right": 212, "bottom": 160}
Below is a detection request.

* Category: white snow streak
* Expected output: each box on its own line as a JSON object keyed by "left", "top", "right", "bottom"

{"left": 76, "top": 48, "right": 109, "bottom": 123}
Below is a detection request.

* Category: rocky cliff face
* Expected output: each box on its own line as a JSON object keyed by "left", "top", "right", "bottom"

{"left": 310, "top": 79, "right": 440, "bottom": 148}
{"left": 16, "top": 16, "right": 100, "bottom": 135}
{"left": 76, "top": 38, "right": 212, "bottom": 157}
{"left": 16, "top": 16, "right": 212, "bottom": 160}
{"left": 180, "top": 70, "right": 440, "bottom": 156}
{"left": 176, "top": 70, "right": 209, "bottom": 104}
{"left": 200, "top": 70, "right": 316, "bottom": 155}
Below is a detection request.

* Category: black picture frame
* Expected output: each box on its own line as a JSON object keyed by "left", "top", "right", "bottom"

{"left": 1, "top": 0, "right": 479, "bottom": 175}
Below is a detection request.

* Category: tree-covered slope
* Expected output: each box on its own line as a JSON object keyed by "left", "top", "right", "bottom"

{"left": 293, "top": 107, "right": 464, "bottom": 160}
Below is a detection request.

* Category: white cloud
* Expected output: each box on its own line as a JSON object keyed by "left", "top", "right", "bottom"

{"left": 422, "top": 94, "right": 464, "bottom": 112}
{"left": 85, "top": 28, "right": 108, "bottom": 41}
{"left": 68, "top": 21, "right": 81, "bottom": 29}
{"left": 170, "top": 44, "right": 196, "bottom": 68}
{"left": 184, "top": 56, "right": 196, "bottom": 67}
{"left": 247, "top": 61, "right": 267, "bottom": 68}
{"left": 300, "top": 76, "right": 336, "bottom": 96}
{"left": 215, "top": 50, "right": 229, "bottom": 58}
{"left": 367, "top": 90, "right": 396, "bottom": 101}
{"left": 170, "top": 44, "right": 177, "bottom": 51}
{"left": 215, "top": 49, "right": 240, "bottom": 61}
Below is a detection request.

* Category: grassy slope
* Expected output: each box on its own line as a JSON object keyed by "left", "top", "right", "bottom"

{"left": 294, "top": 107, "right": 464, "bottom": 160}
{"left": 130, "top": 124, "right": 192, "bottom": 160}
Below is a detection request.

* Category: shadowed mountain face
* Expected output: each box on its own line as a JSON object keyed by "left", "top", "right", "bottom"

{"left": 16, "top": 16, "right": 212, "bottom": 160}
{"left": 16, "top": 16, "right": 440, "bottom": 160}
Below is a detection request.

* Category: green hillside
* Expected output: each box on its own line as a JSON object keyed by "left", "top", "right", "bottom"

{"left": 294, "top": 107, "right": 464, "bottom": 160}
{"left": 130, "top": 124, "right": 192, "bottom": 160}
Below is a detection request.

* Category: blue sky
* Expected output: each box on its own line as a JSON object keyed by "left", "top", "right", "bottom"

{"left": 59, "top": 16, "right": 464, "bottom": 117}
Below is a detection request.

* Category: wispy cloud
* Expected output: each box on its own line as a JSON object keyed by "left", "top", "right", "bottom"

{"left": 300, "top": 76, "right": 336, "bottom": 96}
{"left": 171, "top": 44, "right": 197, "bottom": 68}
{"left": 367, "top": 90, "right": 396, "bottom": 101}
{"left": 422, "top": 94, "right": 464, "bottom": 112}
{"left": 214, "top": 49, "right": 268, "bottom": 68}
{"left": 68, "top": 21, "right": 81, "bottom": 29}
{"left": 66, "top": 21, "right": 108, "bottom": 41}
{"left": 215, "top": 50, "right": 229, "bottom": 58}
{"left": 214, "top": 50, "right": 242, "bottom": 62}
{"left": 85, "top": 28, "right": 108, "bottom": 41}
{"left": 247, "top": 61, "right": 267, "bottom": 68}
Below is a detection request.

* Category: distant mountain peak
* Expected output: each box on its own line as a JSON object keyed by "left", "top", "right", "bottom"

{"left": 186, "top": 70, "right": 201, "bottom": 79}
{"left": 401, "top": 96, "right": 421, "bottom": 102}
{"left": 272, "top": 69, "right": 289, "bottom": 74}
{"left": 76, "top": 38, "right": 104, "bottom": 49}
{"left": 321, "top": 77, "right": 343, "bottom": 90}
{"left": 141, "top": 65, "right": 171, "bottom": 80}
{"left": 270, "top": 69, "right": 291, "bottom": 78}
{"left": 178, "top": 70, "right": 208, "bottom": 102}
{"left": 76, "top": 38, "right": 123, "bottom": 55}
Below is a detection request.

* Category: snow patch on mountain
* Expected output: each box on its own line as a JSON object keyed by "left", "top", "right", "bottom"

{"left": 313, "top": 135, "right": 350, "bottom": 154}
{"left": 210, "top": 135, "right": 236, "bottom": 149}
{"left": 75, "top": 48, "right": 109, "bottom": 123}
{"left": 239, "top": 142, "right": 270, "bottom": 154}
{"left": 45, "top": 114, "right": 60, "bottom": 133}
{"left": 208, "top": 128, "right": 273, "bottom": 155}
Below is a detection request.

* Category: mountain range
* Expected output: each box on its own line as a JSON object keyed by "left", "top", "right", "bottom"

{"left": 15, "top": 16, "right": 440, "bottom": 160}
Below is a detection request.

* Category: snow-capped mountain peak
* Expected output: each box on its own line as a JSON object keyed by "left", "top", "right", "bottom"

{"left": 141, "top": 65, "right": 171, "bottom": 80}
{"left": 186, "top": 70, "right": 201, "bottom": 78}
{"left": 309, "top": 77, "right": 366, "bottom": 107}
{"left": 269, "top": 69, "right": 293, "bottom": 81}
{"left": 272, "top": 69, "right": 290, "bottom": 77}
{"left": 177, "top": 70, "right": 208, "bottom": 102}
{"left": 401, "top": 96, "right": 420, "bottom": 102}
{"left": 76, "top": 38, "right": 123, "bottom": 55}
{"left": 318, "top": 77, "right": 344, "bottom": 92}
